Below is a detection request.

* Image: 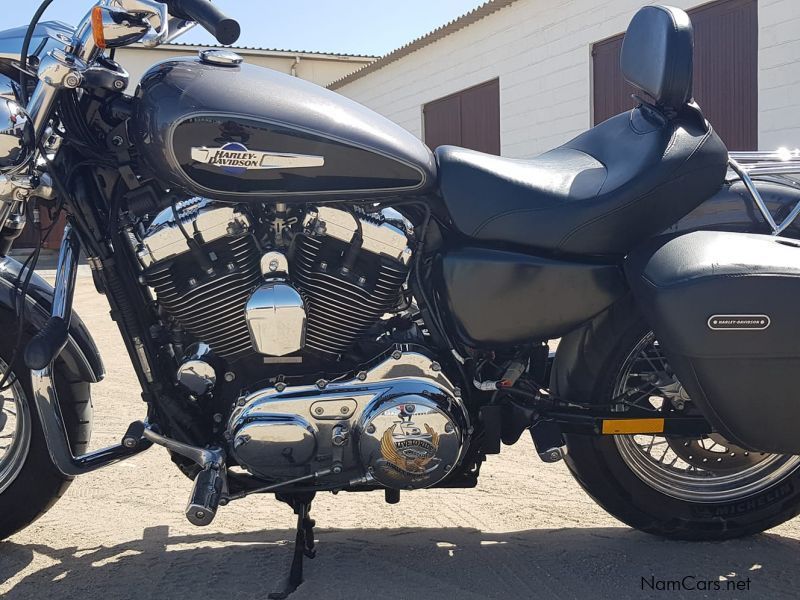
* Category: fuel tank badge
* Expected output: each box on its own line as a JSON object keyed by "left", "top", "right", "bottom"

{"left": 708, "top": 315, "right": 771, "bottom": 331}
{"left": 191, "top": 142, "right": 324, "bottom": 174}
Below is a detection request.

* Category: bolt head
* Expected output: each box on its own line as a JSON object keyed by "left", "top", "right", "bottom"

{"left": 195, "top": 511, "right": 205, "bottom": 519}
{"left": 224, "top": 372, "right": 235, "bottom": 382}
{"left": 314, "top": 407, "right": 324, "bottom": 415}
{"left": 340, "top": 406, "right": 349, "bottom": 414}
{"left": 332, "top": 465, "right": 343, "bottom": 474}
{"left": 275, "top": 382, "right": 286, "bottom": 392}
{"left": 357, "top": 371, "right": 367, "bottom": 381}
{"left": 113, "top": 79, "right": 125, "bottom": 89}
{"left": 391, "top": 351, "right": 402, "bottom": 360}
{"left": 213, "top": 413, "right": 223, "bottom": 423}
{"left": 431, "top": 362, "right": 441, "bottom": 372}
{"left": 316, "top": 379, "right": 328, "bottom": 389}
{"left": 366, "top": 424, "right": 376, "bottom": 434}
{"left": 444, "top": 423, "right": 454, "bottom": 434}
{"left": 269, "top": 259, "right": 279, "bottom": 272}
{"left": 123, "top": 438, "right": 136, "bottom": 449}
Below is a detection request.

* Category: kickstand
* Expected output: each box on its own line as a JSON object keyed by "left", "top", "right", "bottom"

{"left": 269, "top": 493, "right": 317, "bottom": 600}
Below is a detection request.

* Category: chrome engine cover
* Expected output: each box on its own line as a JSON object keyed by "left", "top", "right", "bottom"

{"left": 227, "top": 352, "right": 469, "bottom": 490}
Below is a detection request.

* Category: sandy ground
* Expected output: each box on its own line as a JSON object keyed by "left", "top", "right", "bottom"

{"left": 2, "top": 275, "right": 800, "bottom": 600}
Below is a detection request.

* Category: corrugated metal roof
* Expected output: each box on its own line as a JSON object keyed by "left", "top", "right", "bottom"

{"left": 128, "top": 41, "right": 378, "bottom": 60}
{"left": 328, "top": 0, "right": 519, "bottom": 90}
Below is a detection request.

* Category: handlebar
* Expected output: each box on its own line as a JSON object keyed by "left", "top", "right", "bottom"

{"left": 165, "top": 0, "right": 240, "bottom": 45}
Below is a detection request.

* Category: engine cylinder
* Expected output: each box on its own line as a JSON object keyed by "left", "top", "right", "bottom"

{"left": 145, "top": 234, "right": 261, "bottom": 359}
{"left": 293, "top": 233, "right": 408, "bottom": 357}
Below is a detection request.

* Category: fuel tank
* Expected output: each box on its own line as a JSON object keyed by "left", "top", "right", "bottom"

{"left": 133, "top": 54, "right": 436, "bottom": 201}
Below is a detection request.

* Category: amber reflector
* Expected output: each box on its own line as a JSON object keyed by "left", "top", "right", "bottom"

{"left": 601, "top": 418, "right": 665, "bottom": 435}
{"left": 91, "top": 7, "right": 107, "bottom": 49}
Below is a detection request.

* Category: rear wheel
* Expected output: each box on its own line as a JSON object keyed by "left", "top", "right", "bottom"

{"left": 561, "top": 301, "right": 800, "bottom": 540}
{"left": 0, "top": 337, "right": 91, "bottom": 540}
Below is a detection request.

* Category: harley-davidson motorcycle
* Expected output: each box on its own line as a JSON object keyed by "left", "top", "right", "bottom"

{"left": 3, "top": 1, "right": 800, "bottom": 594}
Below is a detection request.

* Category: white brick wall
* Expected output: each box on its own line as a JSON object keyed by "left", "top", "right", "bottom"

{"left": 759, "top": 0, "right": 800, "bottom": 148}
{"left": 336, "top": 0, "right": 800, "bottom": 156}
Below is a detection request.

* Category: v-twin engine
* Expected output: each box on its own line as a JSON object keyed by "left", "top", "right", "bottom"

{"left": 227, "top": 352, "right": 470, "bottom": 490}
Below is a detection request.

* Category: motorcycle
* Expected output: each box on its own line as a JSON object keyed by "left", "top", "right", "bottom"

{"left": 2, "top": 1, "right": 800, "bottom": 596}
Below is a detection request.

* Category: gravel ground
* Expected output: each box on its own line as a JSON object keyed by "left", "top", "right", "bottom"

{"left": 2, "top": 275, "right": 800, "bottom": 599}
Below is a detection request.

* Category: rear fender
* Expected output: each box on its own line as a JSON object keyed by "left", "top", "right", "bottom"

{"left": 551, "top": 178, "right": 800, "bottom": 400}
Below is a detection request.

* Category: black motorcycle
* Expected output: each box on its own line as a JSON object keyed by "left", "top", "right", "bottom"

{"left": 2, "top": 2, "right": 800, "bottom": 596}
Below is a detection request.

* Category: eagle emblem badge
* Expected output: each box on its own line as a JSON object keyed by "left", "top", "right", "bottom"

{"left": 378, "top": 406, "right": 442, "bottom": 479}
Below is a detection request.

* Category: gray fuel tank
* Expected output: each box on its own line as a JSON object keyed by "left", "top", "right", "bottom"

{"left": 133, "top": 55, "right": 436, "bottom": 201}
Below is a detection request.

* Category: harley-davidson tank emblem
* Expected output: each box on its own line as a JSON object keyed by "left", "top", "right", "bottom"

{"left": 708, "top": 315, "right": 771, "bottom": 331}
{"left": 190, "top": 142, "right": 325, "bottom": 175}
{"left": 379, "top": 421, "right": 441, "bottom": 478}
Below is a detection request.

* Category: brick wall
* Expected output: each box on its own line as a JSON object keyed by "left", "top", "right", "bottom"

{"left": 336, "top": 0, "right": 800, "bottom": 156}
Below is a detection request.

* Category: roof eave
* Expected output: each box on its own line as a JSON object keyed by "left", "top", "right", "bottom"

{"left": 327, "top": 0, "right": 519, "bottom": 90}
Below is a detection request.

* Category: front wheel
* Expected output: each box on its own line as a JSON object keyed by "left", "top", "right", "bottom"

{"left": 0, "top": 337, "right": 92, "bottom": 540}
{"left": 560, "top": 300, "right": 800, "bottom": 540}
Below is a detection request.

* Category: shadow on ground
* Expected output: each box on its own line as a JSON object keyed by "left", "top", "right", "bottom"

{"left": 2, "top": 526, "right": 796, "bottom": 599}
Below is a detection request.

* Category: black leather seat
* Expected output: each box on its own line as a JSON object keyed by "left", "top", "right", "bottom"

{"left": 436, "top": 5, "right": 729, "bottom": 257}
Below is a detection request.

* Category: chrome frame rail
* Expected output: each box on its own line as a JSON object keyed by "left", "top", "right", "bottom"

{"left": 729, "top": 149, "right": 800, "bottom": 236}
{"left": 31, "top": 226, "right": 151, "bottom": 476}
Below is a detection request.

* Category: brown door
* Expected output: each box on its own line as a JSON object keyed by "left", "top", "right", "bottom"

{"left": 424, "top": 79, "right": 501, "bottom": 155}
{"left": 592, "top": 0, "right": 758, "bottom": 150}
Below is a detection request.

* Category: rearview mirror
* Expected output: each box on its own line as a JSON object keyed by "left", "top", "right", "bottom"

{"left": 91, "top": 5, "right": 151, "bottom": 49}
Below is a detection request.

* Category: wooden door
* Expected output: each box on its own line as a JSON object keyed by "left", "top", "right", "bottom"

{"left": 592, "top": 0, "right": 758, "bottom": 150}
{"left": 424, "top": 79, "right": 501, "bottom": 155}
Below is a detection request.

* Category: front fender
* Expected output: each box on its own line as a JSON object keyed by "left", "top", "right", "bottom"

{"left": 0, "top": 256, "right": 104, "bottom": 383}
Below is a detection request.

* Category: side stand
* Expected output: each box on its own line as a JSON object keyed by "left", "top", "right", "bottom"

{"left": 269, "top": 493, "right": 317, "bottom": 600}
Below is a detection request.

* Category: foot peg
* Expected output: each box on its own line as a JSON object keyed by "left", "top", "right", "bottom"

{"left": 269, "top": 494, "right": 317, "bottom": 599}
{"left": 186, "top": 465, "right": 224, "bottom": 526}
{"left": 530, "top": 421, "right": 567, "bottom": 463}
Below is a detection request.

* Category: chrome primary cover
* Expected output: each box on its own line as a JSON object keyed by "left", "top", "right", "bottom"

{"left": 358, "top": 392, "right": 465, "bottom": 489}
{"left": 227, "top": 352, "right": 469, "bottom": 490}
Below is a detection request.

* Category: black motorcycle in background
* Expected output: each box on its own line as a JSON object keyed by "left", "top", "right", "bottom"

{"left": 2, "top": 2, "right": 800, "bottom": 596}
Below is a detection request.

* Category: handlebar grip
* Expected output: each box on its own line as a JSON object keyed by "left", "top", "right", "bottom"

{"left": 25, "top": 316, "right": 69, "bottom": 371}
{"left": 168, "top": 0, "right": 241, "bottom": 45}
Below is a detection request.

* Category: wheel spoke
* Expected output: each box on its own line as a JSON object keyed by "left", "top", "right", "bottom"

{"left": 611, "top": 330, "right": 800, "bottom": 502}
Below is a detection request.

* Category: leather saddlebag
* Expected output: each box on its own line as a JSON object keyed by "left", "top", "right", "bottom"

{"left": 626, "top": 230, "right": 800, "bottom": 454}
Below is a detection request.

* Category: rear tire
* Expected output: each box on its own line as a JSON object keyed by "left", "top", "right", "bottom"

{"left": 559, "top": 298, "right": 800, "bottom": 540}
{"left": 0, "top": 333, "right": 91, "bottom": 541}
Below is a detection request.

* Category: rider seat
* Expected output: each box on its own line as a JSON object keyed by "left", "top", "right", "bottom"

{"left": 436, "top": 5, "right": 729, "bottom": 257}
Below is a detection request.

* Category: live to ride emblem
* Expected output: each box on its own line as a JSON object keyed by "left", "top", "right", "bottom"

{"left": 708, "top": 315, "right": 771, "bottom": 331}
